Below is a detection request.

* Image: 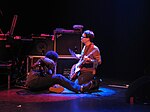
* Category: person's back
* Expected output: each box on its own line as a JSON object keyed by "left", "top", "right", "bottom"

{"left": 25, "top": 51, "right": 58, "bottom": 91}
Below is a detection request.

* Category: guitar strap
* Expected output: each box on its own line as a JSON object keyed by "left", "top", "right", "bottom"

{"left": 70, "top": 43, "right": 96, "bottom": 80}
{"left": 81, "top": 43, "right": 93, "bottom": 59}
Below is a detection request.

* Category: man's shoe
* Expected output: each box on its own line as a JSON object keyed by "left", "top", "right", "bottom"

{"left": 49, "top": 85, "right": 64, "bottom": 93}
{"left": 80, "top": 81, "right": 94, "bottom": 93}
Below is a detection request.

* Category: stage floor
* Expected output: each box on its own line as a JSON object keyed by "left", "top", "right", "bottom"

{"left": 0, "top": 79, "right": 150, "bottom": 112}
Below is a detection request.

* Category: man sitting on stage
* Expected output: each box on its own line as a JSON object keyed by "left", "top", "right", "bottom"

{"left": 69, "top": 30, "right": 102, "bottom": 91}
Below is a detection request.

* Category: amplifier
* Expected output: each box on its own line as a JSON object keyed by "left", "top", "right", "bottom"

{"left": 28, "top": 38, "right": 54, "bottom": 55}
{"left": 54, "top": 29, "right": 83, "bottom": 56}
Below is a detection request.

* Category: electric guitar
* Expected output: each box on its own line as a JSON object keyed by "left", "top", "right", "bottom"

{"left": 70, "top": 49, "right": 97, "bottom": 80}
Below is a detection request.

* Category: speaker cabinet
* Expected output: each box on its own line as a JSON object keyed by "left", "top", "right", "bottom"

{"left": 28, "top": 38, "right": 54, "bottom": 56}
{"left": 56, "top": 57, "right": 78, "bottom": 78}
{"left": 126, "top": 75, "right": 150, "bottom": 104}
{"left": 54, "top": 30, "right": 82, "bottom": 56}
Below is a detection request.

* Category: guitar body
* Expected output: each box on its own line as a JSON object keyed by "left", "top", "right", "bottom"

{"left": 69, "top": 48, "right": 97, "bottom": 81}
{"left": 70, "top": 64, "right": 81, "bottom": 80}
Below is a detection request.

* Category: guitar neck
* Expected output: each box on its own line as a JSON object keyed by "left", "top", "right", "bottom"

{"left": 77, "top": 49, "right": 97, "bottom": 67}
{"left": 77, "top": 59, "right": 84, "bottom": 67}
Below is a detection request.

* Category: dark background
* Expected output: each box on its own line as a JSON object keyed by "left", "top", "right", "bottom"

{"left": 0, "top": 0, "right": 150, "bottom": 81}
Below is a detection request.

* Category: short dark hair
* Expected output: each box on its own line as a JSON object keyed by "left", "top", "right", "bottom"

{"left": 83, "top": 30, "right": 95, "bottom": 41}
{"left": 45, "top": 51, "right": 59, "bottom": 62}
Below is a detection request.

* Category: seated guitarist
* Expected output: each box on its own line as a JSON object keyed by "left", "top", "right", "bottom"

{"left": 70, "top": 30, "right": 102, "bottom": 90}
